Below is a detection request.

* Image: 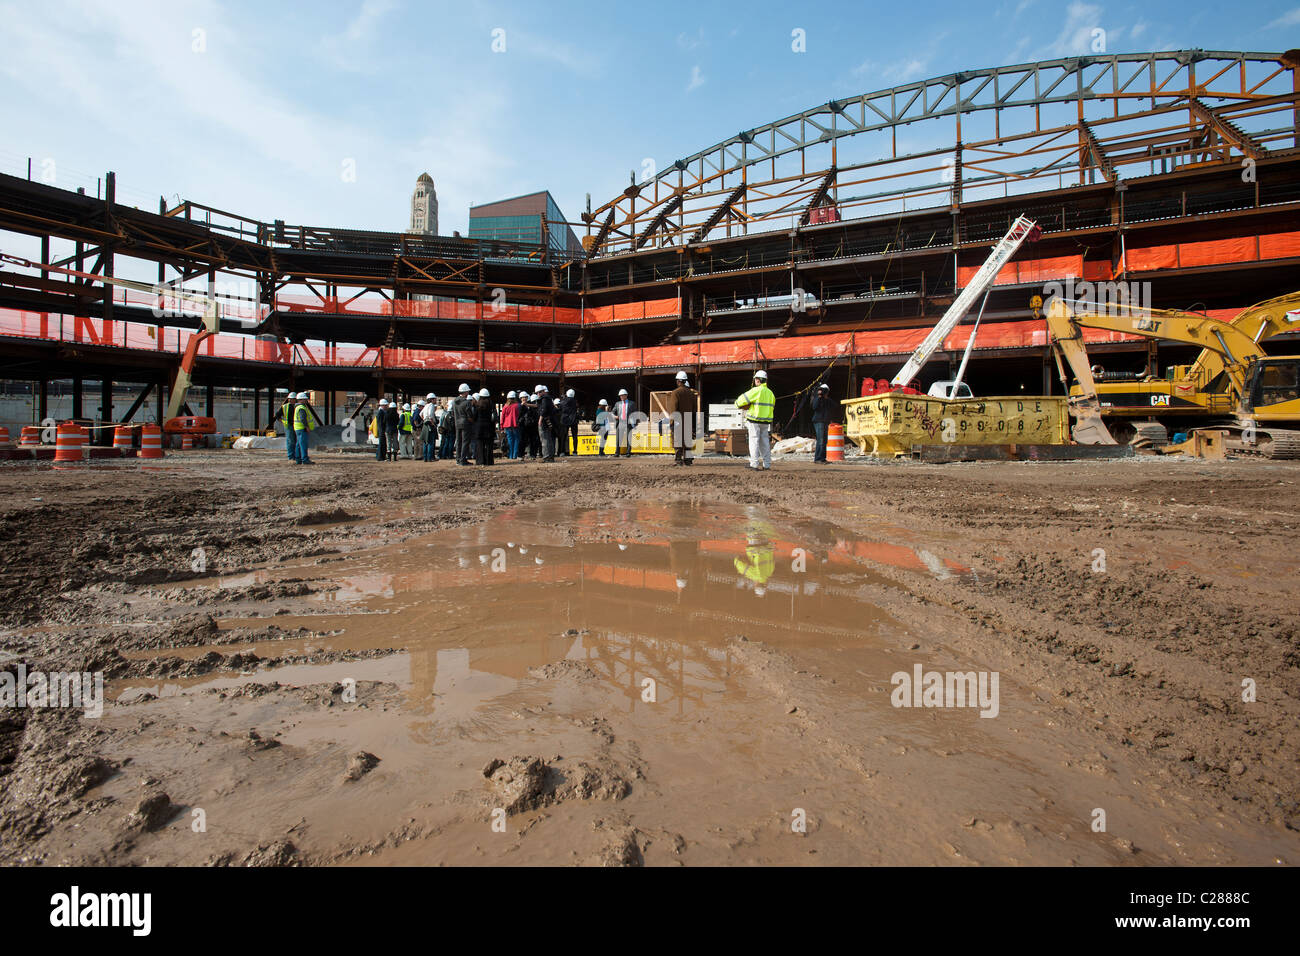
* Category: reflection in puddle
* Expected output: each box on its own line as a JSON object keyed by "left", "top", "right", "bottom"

{"left": 150, "top": 499, "right": 972, "bottom": 723}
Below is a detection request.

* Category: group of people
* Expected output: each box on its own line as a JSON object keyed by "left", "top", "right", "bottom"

{"left": 368, "top": 383, "right": 587, "bottom": 466}
{"left": 282, "top": 368, "right": 838, "bottom": 470}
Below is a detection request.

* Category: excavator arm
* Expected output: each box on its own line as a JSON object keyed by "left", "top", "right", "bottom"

{"left": 1181, "top": 292, "right": 1300, "bottom": 387}
{"left": 1045, "top": 297, "right": 1266, "bottom": 443}
{"left": 164, "top": 299, "right": 222, "bottom": 422}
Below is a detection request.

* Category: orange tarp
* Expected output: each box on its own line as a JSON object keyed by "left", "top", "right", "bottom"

{"left": 1016, "top": 255, "right": 1083, "bottom": 283}
{"left": 1259, "top": 231, "right": 1300, "bottom": 260}
{"left": 1126, "top": 244, "right": 1179, "bottom": 271}
{"left": 1083, "top": 260, "right": 1113, "bottom": 281}
{"left": 1178, "top": 236, "right": 1256, "bottom": 268}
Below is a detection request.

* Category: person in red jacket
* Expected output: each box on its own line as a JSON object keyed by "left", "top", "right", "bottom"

{"left": 500, "top": 391, "right": 521, "bottom": 459}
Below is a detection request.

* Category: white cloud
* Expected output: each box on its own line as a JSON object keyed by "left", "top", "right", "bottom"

{"left": 318, "top": 0, "right": 400, "bottom": 73}
{"left": 676, "top": 28, "right": 705, "bottom": 51}
{"left": 687, "top": 64, "right": 706, "bottom": 92}
{"left": 1267, "top": 7, "right": 1300, "bottom": 27}
{"left": 852, "top": 57, "right": 929, "bottom": 86}
{"left": 1047, "top": 2, "right": 1113, "bottom": 57}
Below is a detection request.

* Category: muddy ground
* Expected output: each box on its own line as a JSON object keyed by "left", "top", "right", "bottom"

{"left": 0, "top": 449, "right": 1297, "bottom": 866}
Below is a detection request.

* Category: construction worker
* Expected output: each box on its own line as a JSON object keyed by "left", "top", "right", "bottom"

{"left": 612, "top": 389, "right": 635, "bottom": 458}
{"left": 475, "top": 388, "right": 498, "bottom": 465}
{"left": 595, "top": 398, "right": 612, "bottom": 456}
{"left": 280, "top": 390, "right": 298, "bottom": 462}
{"left": 559, "top": 388, "right": 579, "bottom": 456}
{"left": 292, "top": 391, "right": 316, "bottom": 465}
{"left": 501, "top": 391, "right": 521, "bottom": 459}
{"left": 736, "top": 369, "right": 775, "bottom": 470}
{"left": 520, "top": 392, "right": 540, "bottom": 459}
{"left": 382, "top": 397, "right": 399, "bottom": 461}
{"left": 810, "top": 382, "right": 833, "bottom": 464}
{"left": 437, "top": 399, "right": 455, "bottom": 460}
{"left": 398, "top": 403, "right": 415, "bottom": 459}
{"left": 419, "top": 400, "right": 437, "bottom": 462}
{"left": 734, "top": 532, "right": 776, "bottom": 595}
{"left": 536, "top": 384, "right": 558, "bottom": 462}
{"left": 668, "top": 371, "right": 697, "bottom": 466}
{"left": 453, "top": 383, "right": 474, "bottom": 465}
{"left": 374, "top": 399, "right": 388, "bottom": 461}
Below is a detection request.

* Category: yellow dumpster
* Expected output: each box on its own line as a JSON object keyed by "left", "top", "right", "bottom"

{"left": 841, "top": 394, "right": 1070, "bottom": 456}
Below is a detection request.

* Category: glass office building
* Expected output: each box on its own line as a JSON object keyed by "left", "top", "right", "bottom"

{"left": 467, "top": 191, "right": 582, "bottom": 254}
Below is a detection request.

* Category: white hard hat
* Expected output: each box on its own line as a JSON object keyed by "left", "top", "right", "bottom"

{"left": 479, "top": 388, "right": 490, "bottom": 398}
{"left": 529, "top": 394, "right": 539, "bottom": 402}
{"left": 507, "top": 390, "right": 517, "bottom": 399}
{"left": 402, "top": 403, "right": 411, "bottom": 411}
{"left": 296, "top": 392, "right": 309, "bottom": 400}
{"left": 566, "top": 389, "right": 575, "bottom": 398}
{"left": 598, "top": 398, "right": 608, "bottom": 406}
{"left": 378, "top": 398, "right": 387, "bottom": 406}
{"left": 426, "top": 393, "right": 435, "bottom": 400}
{"left": 754, "top": 370, "right": 768, "bottom": 380}
{"left": 618, "top": 389, "right": 628, "bottom": 396}
{"left": 535, "top": 384, "right": 544, "bottom": 393}
{"left": 416, "top": 399, "right": 425, "bottom": 405}
{"left": 458, "top": 383, "right": 470, "bottom": 393}
{"left": 818, "top": 383, "right": 830, "bottom": 390}
{"left": 676, "top": 371, "right": 688, "bottom": 381}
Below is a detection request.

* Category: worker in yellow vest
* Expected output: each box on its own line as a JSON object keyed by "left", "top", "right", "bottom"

{"left": 398, "top": 402, "right": 415, "bottom": 459}
{"left": 280, "top": 390, "right": 297, "bottom": 461}
{"left": 292, "top": 391, "right": 316, "bottom": 465}
{"left": 735, "top": 369, "right": 775, "bottom": 470}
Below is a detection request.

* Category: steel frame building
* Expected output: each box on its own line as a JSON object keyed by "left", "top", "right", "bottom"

{"left": 1, "top": 49, "right": 1297, "bottom": 431}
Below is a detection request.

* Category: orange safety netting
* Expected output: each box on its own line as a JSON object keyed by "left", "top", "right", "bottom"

{"left": 0, "top": 305, "right": 1232, "bottom": 377}
{"left": 1177, "top": 236, "right": 1257, "bottom": 268}
{"left": 1125, "top": 244, "right": 1179, "bottom": 271}
{"left": 640, "top": 344, "right": 698, "bottom": 368}
{"left": 1083, "top": 260, "right": 1113, "bottom": 281}
{"left": 1259, "top": 231, "right": 1300, "bottom": 260}
{"left": 484, "top": 352, "right": 563, "bottom": 373}
{"left": 956, "top": 255, "right": 1083, "bottom": 288}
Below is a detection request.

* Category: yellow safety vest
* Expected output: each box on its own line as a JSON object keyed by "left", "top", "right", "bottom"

{"left": 293, "top": 404, "right": 315, "bottom": 432}
{"left": 400, "top": 411, "right": 413, "bottom": 432}
{"left": 736, "top": 385, "right": 775, "bottom": 423}
{"left": 734, "top": 545, "right": 776, "bottom": 585}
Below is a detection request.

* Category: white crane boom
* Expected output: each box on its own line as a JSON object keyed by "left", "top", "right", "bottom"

{"left": 890, "top": 215, "right": 1039, "bottom": 388}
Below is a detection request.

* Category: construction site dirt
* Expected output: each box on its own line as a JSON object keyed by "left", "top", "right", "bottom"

{"left": 1, "top": 451, "right": 1297, "bottom": 867}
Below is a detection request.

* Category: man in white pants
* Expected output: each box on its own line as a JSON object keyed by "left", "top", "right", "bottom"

{"left": 735, "top": 369, "right": 775, "bottom": 470}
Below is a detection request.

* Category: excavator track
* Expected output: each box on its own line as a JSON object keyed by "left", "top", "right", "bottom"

{"left": 1229, "top": 428, "right": 1300, "bottom": 460}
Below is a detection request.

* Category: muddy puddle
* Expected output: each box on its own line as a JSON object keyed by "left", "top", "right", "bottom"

{"left": 123, "top": 499, "right": 960, "bottom": 717}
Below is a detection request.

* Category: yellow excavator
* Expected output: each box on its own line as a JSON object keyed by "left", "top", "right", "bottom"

{"left": 1045, "top": 292, "right": 1300, "bottom": 458}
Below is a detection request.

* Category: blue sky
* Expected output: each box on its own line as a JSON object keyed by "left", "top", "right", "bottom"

{"left": 1, "top": 0, "right": 1297, "bottom": 244}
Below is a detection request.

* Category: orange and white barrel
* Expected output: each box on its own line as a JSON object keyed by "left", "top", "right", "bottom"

{"left": 827, "top": 423, "right": 845, "bottom": 462}
{"left": 53, "top": 423, "right": 86, "bottom": 462}
{"left": 139, "top": 425, "right": 164, "bottom": 459}
{"left": 113, "top": 426, "right": 134, "bottom": 451}
{"left": 0, "top": 426, "right": 9, "bottom": 446}
{"left": 180, "top": 434, "right": 195, "bottom": 450}
{"left": 19, "top": 426, "right": 40, "bottom": 447}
